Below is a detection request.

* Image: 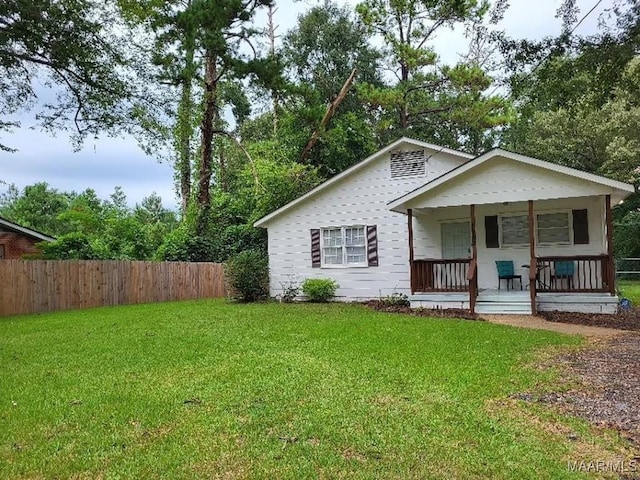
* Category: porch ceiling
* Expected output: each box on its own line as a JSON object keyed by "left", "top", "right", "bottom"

{"left": 389, "top": 149, "right": 634, "bottom": 214}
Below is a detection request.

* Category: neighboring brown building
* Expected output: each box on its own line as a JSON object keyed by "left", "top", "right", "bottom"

{"left": 0, "top": 218, "right": 55, "bottom": 259}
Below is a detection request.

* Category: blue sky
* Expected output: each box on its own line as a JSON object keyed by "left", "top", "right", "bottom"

{"left": 0, "top": 0, "right": 611, "bottom": 210}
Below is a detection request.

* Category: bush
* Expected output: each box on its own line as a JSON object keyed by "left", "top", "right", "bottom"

{"left": 39, "top": 232, "right": 99, "bottom": 259}
{"left": 379, "top": 292, "right": 410, "bottom": 307}
{"left": 279, "top": 274, "right": 300, "bottom": 303}
{"left": 225, "top": 250, "right": 269, "bottom": 302}
{"left": 302, "top": 278, "right": 338, "bottom": 302}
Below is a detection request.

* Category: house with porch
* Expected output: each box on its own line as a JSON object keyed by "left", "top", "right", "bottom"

{"left": 254, "top": 137, "right": 634, "bottom": 314}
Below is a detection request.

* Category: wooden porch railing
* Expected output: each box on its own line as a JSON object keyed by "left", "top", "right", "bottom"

{"left": 411, "top": 258, "right": 471, "bottom": 293}
{"left": 535, "top": 254, "right": 614, "bottom": 293}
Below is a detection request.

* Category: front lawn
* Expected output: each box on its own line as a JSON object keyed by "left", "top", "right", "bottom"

{"left": 0, "top": 301, "right": 623, "bottom": 478}
{"left": 619, "top": 279, "right": 640, "bottom": 304}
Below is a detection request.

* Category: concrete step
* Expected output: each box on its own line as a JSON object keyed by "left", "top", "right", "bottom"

{"left": 478, "top": 294, "right": 530, "bottom": 303}
{"left": 476, "top": 300, "right": 532, "bottom": 315}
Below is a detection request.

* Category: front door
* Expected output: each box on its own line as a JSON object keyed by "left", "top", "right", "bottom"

{"left": 441, "top": 221, "right": 471, "bottom": 259}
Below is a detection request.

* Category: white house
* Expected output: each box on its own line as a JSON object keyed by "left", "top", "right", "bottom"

{"left": 254, "top": 137, "right": 635, "bottom": 314}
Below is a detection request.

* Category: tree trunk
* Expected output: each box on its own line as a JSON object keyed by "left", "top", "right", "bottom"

{"left": 399, "top": 62, "right": 410, "bottom": 129}
{"left": 196, "top": 52, "right": 218, "bottom": 234}
{"left": 267, "top": 3, "right": 279, "bottom": 135}
{"left": 219, "top": 144, "right": 227, "bottom": 193}
{"left": 177, "top": 41, "right": 195, "bottom": 216}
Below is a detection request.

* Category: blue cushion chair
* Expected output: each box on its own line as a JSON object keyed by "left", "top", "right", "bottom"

{"left": 495, "top": 260, "right": 522, "bottom": 290}
{"left": 551, "top": 261, "right": 575, "bottom": 290}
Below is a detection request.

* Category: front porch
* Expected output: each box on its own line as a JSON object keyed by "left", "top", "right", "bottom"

{"left": 387, "top": 147, "right": 634, "bottom": 315}
{"left": 405, "top": 197, "right": 618, "bottom": 315}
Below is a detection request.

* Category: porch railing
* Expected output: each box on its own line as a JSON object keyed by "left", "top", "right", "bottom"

{"left": 411, "top": 258, "right": 471, "bottom": 293}
{"left": 535, "top": 255, "right": 614, "bottom": 293}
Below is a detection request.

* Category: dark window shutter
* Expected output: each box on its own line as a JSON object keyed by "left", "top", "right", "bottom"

{"left": 311, "top": 229, "right": 321, "bottom": 267}
{"left": 572, "top": 209, "right": 589, "bottom": 244}
{"left": 485, "top": 216, "right": 499, "bottom": 248}
{"left": 366, "top": 225, "right": 378, "bottom": 267}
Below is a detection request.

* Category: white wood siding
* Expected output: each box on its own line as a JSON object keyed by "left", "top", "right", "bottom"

{"left": 412, "top": 196, "right": 607, "bottom": 290}
{"left": 406, "top": 156, "right": 615, "bottom": 209}
{"left": 265, "top": 146, "right": 466, "bottom": 299}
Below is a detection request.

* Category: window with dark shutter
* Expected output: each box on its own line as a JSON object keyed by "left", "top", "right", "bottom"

{"left": 310, "top": 229, "right": 321, "bottom": 267}
{"left": 390, "top": 150, "right": 426, "bottom": 178}
{"left": 485, "top": 216, "right": 499, "bottom": 248}
{"left": 366, "top": 225, "right": 378, "bottom": 267}
{"left": 572, "top": 209, "right": 589, "bottom": 244}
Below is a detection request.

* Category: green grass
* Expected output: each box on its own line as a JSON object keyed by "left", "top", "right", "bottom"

{"left": 618, "top": 279, "right": 640, "bottom": 304}
{"left": 0, "top": 300, "right": 624, "bottom": 479}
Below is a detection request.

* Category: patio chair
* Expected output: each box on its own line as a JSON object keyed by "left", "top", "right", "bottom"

{"left": 551, "top": 261, "right": 575, "bottom": 290}
{"left": 495, "top": 260, "right": 522, "bottom": 290}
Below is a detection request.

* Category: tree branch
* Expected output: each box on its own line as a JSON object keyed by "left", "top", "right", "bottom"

{"left": 301, "top": 68, "right": 358, "bottom": 163}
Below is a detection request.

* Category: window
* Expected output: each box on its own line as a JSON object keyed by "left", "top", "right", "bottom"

{"left": 500, "top": 215, "right": 529, "bottom": 246}
{"left": 322, "top": 226, "right": 366, "bottom": 266}
{"left": 0, "top": 245, "right": 4, "bottom": 259}
{"left": 497, "top": 211, "right": 572, "bottom": 247}
{"left": 537, "top": 212, "right": 570, "bottom": 244}
{"left": 390, "top": 150, "right": 426, "bottom": 178}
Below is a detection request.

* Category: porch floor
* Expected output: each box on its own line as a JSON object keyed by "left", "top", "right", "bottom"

{"left": 410, "top": 290, "right": 618, "bottom": 315}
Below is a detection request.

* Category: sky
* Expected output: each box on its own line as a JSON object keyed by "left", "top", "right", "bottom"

{"left": 0, "top": 0, "right": 614, "bottom": 210}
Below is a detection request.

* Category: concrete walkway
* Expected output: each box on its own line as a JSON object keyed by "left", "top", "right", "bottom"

{"left": 481, "top": 314, "right": 630, "bottom": 338}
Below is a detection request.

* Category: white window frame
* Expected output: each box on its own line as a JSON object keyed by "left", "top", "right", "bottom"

{"left": 320, "top": 225, "right": 368, "bottom": 268}
{"left": 498, "top": 210, "right": 573, "bottom": 248}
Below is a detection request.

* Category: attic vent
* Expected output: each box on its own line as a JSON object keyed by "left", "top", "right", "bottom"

{"left": 390, "top": 150, "right": 426, "bottom": 178}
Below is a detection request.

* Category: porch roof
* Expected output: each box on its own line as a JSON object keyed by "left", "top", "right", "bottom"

{"left": 388, "top": 149, "right": 635, "bottom": 213}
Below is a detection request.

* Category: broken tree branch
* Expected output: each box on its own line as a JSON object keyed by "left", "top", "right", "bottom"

{"left": 300, "top": 68, "right": 357, "bottom": 163}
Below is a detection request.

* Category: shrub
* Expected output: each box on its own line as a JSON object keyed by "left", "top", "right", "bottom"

{"left": 302, "top": 278, "right": 338, "bottom": 302}
{"left": 279, "top": 274, "right": 300, "bottom": 303}
{"left": 225, "top": 250, "right": 269, "bottom": 302}
{"left": 379, "top": 292, "right": 410, "bottom": 307}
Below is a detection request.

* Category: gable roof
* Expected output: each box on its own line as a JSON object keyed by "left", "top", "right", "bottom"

{"left": 0, "top": 217, "right": 56, "bottom": 242}
{"left": 253, "top": 137, "right": 474, "bottom": 227}
{"left": 388, "top": 148, "right": 636, "bottom": 212}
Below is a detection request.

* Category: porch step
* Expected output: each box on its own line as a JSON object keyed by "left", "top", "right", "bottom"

{"left": 476, "top": 290, "right": 532, "bottom": 314}
{"left": 475, "top": 302, "right": 532, "bottom": 315}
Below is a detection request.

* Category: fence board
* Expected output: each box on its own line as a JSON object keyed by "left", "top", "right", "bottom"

{"left": 0, "top": 260, "right": 226, "bottom": 316}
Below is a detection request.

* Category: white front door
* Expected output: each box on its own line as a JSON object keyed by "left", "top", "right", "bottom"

{"left": 441, "top": 221, "right": 471, "bottom": 259}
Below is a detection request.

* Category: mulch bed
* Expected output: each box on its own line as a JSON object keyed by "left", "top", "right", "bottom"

{"left": 514, "top": 334, "right": 640, "bottom": 449}
{"left": 363, "top": 300, "right": 479, "bottom": 321}
{"left": 540, "top": 309, "right": 640, "bottom": 332}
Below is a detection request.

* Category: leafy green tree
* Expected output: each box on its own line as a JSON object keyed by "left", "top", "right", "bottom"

{"left": 0, "top": 182, "right": 70, "bottom": 236}
{"left": 1, "top": 182, "right": 178, "bottom": 260}
{"left": 39, "top": 232, "right": 99, "bottom": 260}
{"left": 504, "top": 1, "right": 640, "bottom": 183}
{"left": 278, "top": 2, "right": 381, "bottom": 174}
{"left": 355, "top": 0, "right": 507, "bottom": 150}
{"left": 0, "top": 0, "right": 153, "bottom": 151}
{"left": 117, "top": 0, "right": 198, "bottom": 215}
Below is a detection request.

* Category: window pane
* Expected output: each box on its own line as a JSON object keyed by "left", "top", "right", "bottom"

{"left": 345, "top": 226, "right": 365, "bottom": 246}
{"left": 537, "top": 213, "right": 570, "bottom": 243}
{"left": 501, "top": 215, "right": 529, "bottom": 246}
{"left": 323, "top": 247, "right": 343, "bottom": 264}
{"left": 539, "top": 227, "right": 570, "bottom": 243}
{"left": 346, "top": 246, "right": 366, "bottom": 264}
{"left": 537, "top": 213, "right": 569, "bottom": 229}
{"left": 323, "top": 228, "right": 342, "bottom": 247}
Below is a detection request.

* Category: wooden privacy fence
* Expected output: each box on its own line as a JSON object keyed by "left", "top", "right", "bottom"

{"left": 0, "top": 260, "right": 226, "bottom": 316}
